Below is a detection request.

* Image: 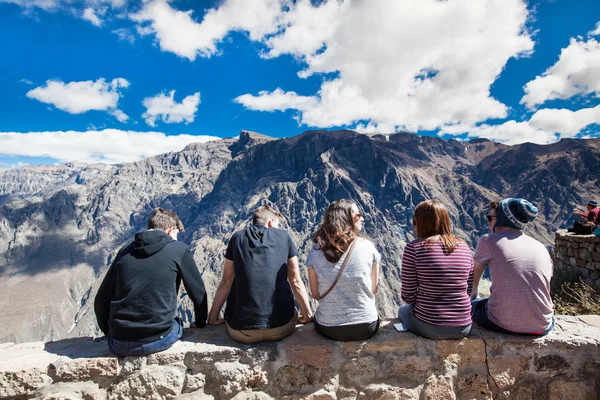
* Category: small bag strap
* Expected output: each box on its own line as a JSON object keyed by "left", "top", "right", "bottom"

{"left": 314, "top": 239, "right": 357, "bottom": 301}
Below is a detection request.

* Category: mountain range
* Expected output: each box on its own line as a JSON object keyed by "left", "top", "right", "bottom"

{"left": 1, "top": 129, "right": 597, "bottom": 343}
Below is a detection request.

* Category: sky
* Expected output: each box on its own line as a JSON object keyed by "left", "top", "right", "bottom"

{"left": 1, "top": 0, "right": 599, "bottom": 167}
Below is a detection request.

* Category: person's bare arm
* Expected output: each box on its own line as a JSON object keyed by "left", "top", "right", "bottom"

{"left": 471, "top": 260, "right": 486, "bottom": 300}
{"left": 208, "top": 258, "right": 235, "bottom": 325}
{"left": 288, "top": 256, "right": 313, "bottom": 323}
{"left": 371, "top": 262, "right": 380, "bottom": 294}
{"left": 307, "top": 267, "right": 319, "bottom": 300}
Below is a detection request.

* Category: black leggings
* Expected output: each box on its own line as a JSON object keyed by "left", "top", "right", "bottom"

{"left": 314, "top": 319, "right": 380, "bottom": 341}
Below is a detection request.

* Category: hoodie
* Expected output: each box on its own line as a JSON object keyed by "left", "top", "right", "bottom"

{"left": 94, "top": 229, "right": 207, "bottom": 342}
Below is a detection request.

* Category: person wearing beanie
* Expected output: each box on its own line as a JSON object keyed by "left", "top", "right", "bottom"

{"left": 470, "top": 198, "right": 554, "bottom": 335}
{"left": 573, "top": 199, "right": 600, "bottom": 225}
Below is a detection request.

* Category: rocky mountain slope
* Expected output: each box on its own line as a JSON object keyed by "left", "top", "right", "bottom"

{"left": 1, "top": 130, "right": 598, "bottom": 343}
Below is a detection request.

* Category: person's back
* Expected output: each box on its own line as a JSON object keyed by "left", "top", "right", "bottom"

{"left": 95, "top": 208, "right": 207, "bottom": 356}
{"left": 475, "top": 231, "right": 553, "bottom": 333}
{"left": 401, "top": 239, "right": 473, "bottom": 327}
{"left": 398, "top": 200, "right": 473, "bottom": 340}
{"left": 308, "top": 238, "right": 380, "bottom": 327}
{"left": 472, "top": 198, "right": 554, "bottom": 336}
{"left": 209, "top": 205, "right": 312, "bottom": 344}
{"left": 224, "top": 224, "right": 296, "bottom": 330}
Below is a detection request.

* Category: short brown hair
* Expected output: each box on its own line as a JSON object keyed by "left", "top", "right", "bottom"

{"left": 253, "top": 205, "right": 283, "bottom": 225}
{"left": 147, "top": 208, "right": 184, "bottom": 231}
{"left": 413, "top": 200, "right": 460, "bottom": 254}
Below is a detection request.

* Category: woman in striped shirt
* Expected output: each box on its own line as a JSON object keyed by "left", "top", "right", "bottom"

{"left": 399, "top": 200, "right": 474, "bottom": 339}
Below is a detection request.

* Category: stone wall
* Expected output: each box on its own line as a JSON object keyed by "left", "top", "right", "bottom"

{"left": 1, "top": 317, "right": 599, "bottom": 400}
{"left": 554, "top": 229, "right": 600, "bottom": 290}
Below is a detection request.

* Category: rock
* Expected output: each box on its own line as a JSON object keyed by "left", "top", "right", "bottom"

{"left": 435, "top": 338, "right": 486, "bottom": 367}
{"left": 119, "top": 356, "right": 147, "bottom": 376}
{"left": 488, "top": 355, "right": 528, "bottom": 390}
{"left": 36, "top": 381, "right": 105, "bottom": 400}
{"left": 230, "top": 391, "right": 274, "bottom": 400}
{"left": 422, "top": 375, "right": 454, "bottom": 400}
{"left": 455, "top": 374, "right": 492, "bottom": 400}
{"left": 182, "top": 372, "right": 205, "bottom": 394}
{"left": 49, "top": 357, "right": 118, "bottom": 382}
{"left": 107, "top": 365, "right": 185, "bottom": 400}
{"left": 358, "top": 383, "right": 420, "bottom": 399}
{"left": 210, "top": 362, "right": 267, "bottom": 397}
{"left": 0, "top": 369, "right": 52, "bottom": 398}
{"left": 534, "top": 355, "right": 570, "bottom": 372}
{"left": 547, "top": 379, "right": 596, "bottom": 400}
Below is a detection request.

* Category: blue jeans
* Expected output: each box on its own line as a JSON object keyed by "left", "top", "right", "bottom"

{"left": 108, "top": 317, "right": 183, "bottom": 356}
{"left": 398, "top": 304, "right": 472, "bottom": 340}
{"left": 471, "top": 298, "right": 554, "bottom": 336}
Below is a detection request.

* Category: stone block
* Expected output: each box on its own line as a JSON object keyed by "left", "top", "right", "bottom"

{"left": 210, "top": 362, "right": 267, "bottom": 397}
{"left": 48, "top": 357, "right": 118, "bottom": 382}
{"left": 358, "top": 383, "right": 421, "bottom": 400}
{"left": 534, "top": 355, "right": 570, "bottom": 372}
{"left": 547, "top": 379, "right": 597, "bottom": 400}
{"left": 385, "top": 355, "right": 431, "bottom": 379}
{"left": 282, "top": 344, "right": 333, "bottom": 368}
{"left": 275, "top": 365, "right": 333, "bottom": 394}
{"left": 362, "top": 331, "right": 418, "bottom": 353}
{"left": 107, "top": 365, "right": 185, "bottom": 400}
{"left": 422, "top": 375, "right": 454, "bottom": 400}
{"left": 182, "top": 371, "right": 205, "bottom": 394}
{"left": 0, "top": 369, "right": 52, "bottom": 398}
{"left": 337, "top": 387, "right": 358, "bottom": 400}
{"left": 577, "top": 258, "right": 587, "bottom": 268}
{"left": 488, "top": 355, "right": 529, "bottom": 390}
{"left": 119, "top": 356, "right": 147, "bottom": 376}
{"left": 567, "top": 247, "right": 573, "bottom": 257}
{"left": 341, "top": 356, "right": 378, "bottom": 385}
{"left": 147, "top": 352, "right": 185, "bottom": 367}
{"left": 578, "top": 315, "right": 600, "bottom": 326}
{"left": 579, "top": 248, "right": 591, "bottom": 261}
{"left": 231, "top": 391, "right": 274, "bottom": 400}
{"left": 281, "top": 389, "right": 336, "bottom": 400}
{"left": 455, "top": 374, "right": 492, "bottom": 400}
{"left": 569, "top": 257, "right": 577, "bottom": 267}
{"left": 37, "top": 381, "right": 105, "bottom": 400}
{"left": 435, "top": 338, "right": 486, "bottom": 367}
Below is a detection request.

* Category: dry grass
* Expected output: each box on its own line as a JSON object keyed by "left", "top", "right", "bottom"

{"left": 553, "top": 280, "right": 600, "bottom": 315}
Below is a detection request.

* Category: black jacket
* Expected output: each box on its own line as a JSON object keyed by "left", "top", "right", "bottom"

{"left": 94, "top": 230, "right": 207, "bottom": 342}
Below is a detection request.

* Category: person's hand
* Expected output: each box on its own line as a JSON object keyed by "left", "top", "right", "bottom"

{"left": 208, "top": 315, "right": 225, "bottom": 325}
{"left": 298, "top": 313, "right": 313, "bottom": 324}
{"left": 470, "top": 292, "right": 478, "bottom": 301}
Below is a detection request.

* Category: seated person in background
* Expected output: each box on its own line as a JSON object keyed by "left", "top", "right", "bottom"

{"left": 573, "top": 199, "right": 600, "bottom": 224}
{"left": 307, "top": 200, "right": 381, "bottom": 341}
{"left": 471, "top": 198, "right": 554, "bottom": 336}
{"left": 94, "top": 208, "right": 208, "bottom": 356}
{"left": 208, "top": 205, "right": 312, "bottom": 344}
{"left": 399, "top": 200, "right": 474, "bottom": 340}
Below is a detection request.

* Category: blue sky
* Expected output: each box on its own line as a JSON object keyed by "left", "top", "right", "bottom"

{"left": 1, "top": 0, "right": 599, "bottom": 167}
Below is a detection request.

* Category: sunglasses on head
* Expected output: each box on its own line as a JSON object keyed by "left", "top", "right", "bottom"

{"left": 486, "top": 215, "right": 496, "bottom": 222}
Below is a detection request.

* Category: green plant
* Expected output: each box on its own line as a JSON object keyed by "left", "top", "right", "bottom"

{"left": 553, "top": 280, "right": 600, "bottom": 315}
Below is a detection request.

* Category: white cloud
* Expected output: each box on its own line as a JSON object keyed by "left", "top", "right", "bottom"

{"left": 0, "top": 129, "right": 219, "bottom": 164}
{"left": 109, "top": 109, "right": 129, "bottom": 123}
{"left": 82, "top": 7, "right": 102, "bottom": 26}
{"left": 130, "top": 0, "right": 284, "bottom": 60}
{"left": 19, "top": 79, "right": 34, "bottom": 85}
{"left": 142, "top": 90, "right": 200, "bottom": 127}
{"left": 352, "top": 122, "right": 398, "bottom": 134}
{"left": 26, "top": 78, "right": 129, "bottom": 121}
{"left": 521, "top": 37, "right": 600, "bottom": 108}
{"left": 233, "top": 0, "right": 534, "bottom": 131}
{"left": 0, "top": 0, "right": 61, "bottom": 11}
{"left": 441, "top": 104, "right": 600, "bottom": 145}
{"left": 234, "top": 88, "right": 317, "bottom": 112}
{"left": 591, "top": 22, "right": 600, "bottom": 37}
{"left": 112, "top": 28, "right": 135, "bottom": 43}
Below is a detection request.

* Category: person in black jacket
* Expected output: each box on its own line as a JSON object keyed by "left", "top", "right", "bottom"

{"left": 94, "top": 208, "right": 207, "bottom": 356}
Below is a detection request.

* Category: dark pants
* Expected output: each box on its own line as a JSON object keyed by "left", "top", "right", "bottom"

{"left": 314, "top": 319, "right": 380, "bottom": 341}
{"left": 471, "top": 298, "right": 554, "bottom": 336}
{"left": 108, "top": 317, "right": 183, "bottom": 356}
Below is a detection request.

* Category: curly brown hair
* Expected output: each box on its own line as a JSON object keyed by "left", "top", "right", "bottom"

{"left": 312, "top": 199, "right": 358, "bottom": 263}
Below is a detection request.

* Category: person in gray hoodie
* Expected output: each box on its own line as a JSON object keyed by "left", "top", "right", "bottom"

{"left": 94, "top": 208, "right": 207, "bottom": 356}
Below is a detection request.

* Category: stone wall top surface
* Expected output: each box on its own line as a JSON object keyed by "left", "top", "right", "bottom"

{"left": 556, "top": 229, "right": 600, "bottom": 242}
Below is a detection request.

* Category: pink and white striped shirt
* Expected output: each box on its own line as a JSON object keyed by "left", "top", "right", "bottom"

{"left": 401, "top": 239, "right": 474, "bottom": 327}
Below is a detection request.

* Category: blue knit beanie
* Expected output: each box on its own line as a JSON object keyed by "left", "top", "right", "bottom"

{"left": 495, "top": 198, "right": 538, "bottom": 230}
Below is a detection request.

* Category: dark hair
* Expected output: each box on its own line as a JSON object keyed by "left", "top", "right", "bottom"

{"left": 413, "top": 200, "right": 460, "bottom": 254}
{"left": 253, "top": 205, "right": 284, "bottom": 225}
{"left": 147, "top": 208, "right": 184, "bottom": 231}
{"left": 490, "top": 201, "right": 499, "bottom": 211}
{"left": 312, "top": 199, "right": 357, "bottom": 263}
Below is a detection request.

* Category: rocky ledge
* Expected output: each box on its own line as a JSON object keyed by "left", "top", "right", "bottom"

{"left": 1, "top": 317, "right": 599, "bottom": 400}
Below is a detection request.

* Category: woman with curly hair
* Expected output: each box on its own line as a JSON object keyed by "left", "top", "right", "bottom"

{"left": 307, "top": 199, "right": 381, "bottom": 341}
{"left": 399, "top": 200, "right": 474, "bottom": 339}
